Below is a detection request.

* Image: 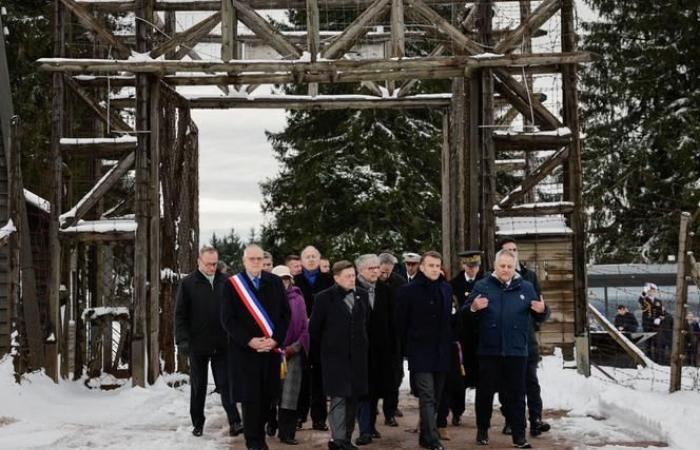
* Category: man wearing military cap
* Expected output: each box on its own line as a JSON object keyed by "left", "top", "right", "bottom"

{"left": 401, "top": 252, "right": 421, "bottom": 282}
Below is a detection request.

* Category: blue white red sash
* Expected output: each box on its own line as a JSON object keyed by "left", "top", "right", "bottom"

{"left": 229, "top": 273, "right": 275, "bottom": 338}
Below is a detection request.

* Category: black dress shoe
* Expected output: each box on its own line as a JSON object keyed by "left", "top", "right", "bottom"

{"left": 280, "top": 437, "right": 299, "bottom": 445}
{"left": 476, "top": 428, "right": 489, "bottom": 445}
{"left": 513, "top": 438, "right": 533, "bottom": 448}
{"left": 384, "top": 416, "right": 399, "bottom": 427}
{"left": 192, "top": 427, "right": 203, "bottom": 437}
{"left": 230, "top": 422, "right": 244, "bottom": 437}
{"left": 530, "top": 420, "right": 550, "bottom": 437}
{"left": 371, "top": 429, "right": 382, "bottom": 439}
{"left": 355, "top": 434, "right": 372, "bottom": 446}
{"left": 394, "top": 408, "right": 404, "bottom": 417}
{"left": 451, "top": 415, "right": 461, "bottom": 426}
{"left": 502, "top": 423, "right": 512, "bottom": 435}
{"left": 313, "top": 422, "right": 329, "bottom": 431}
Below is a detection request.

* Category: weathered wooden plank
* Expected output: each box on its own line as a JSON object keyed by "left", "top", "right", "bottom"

{"left": 493, "top": 131, "right": 572, "bottom": 151}
{"left": 61, "top": 0, "right": 131, "bottom": 58}
{"left": 63, "top": 76, "right": 133, "bottom": 133}
{"left": 495, "top": 0, "right": 561, "bottom": 53}
{"left": 185, "top": 94, "right": 452, "bottom": 109}
{"left": 150, "top": 12, "right": 221, "bottom": 59}
{"left": 494, "top": 202, "right": 574, "bottom": 217}
{"left": 321, "top": 0, "right": 391, "bottom": 59}
{"left": 498, "top": 146, "right": 569, "bottom": 209}
{"left": 60, "top": 139, "right": 136, "bottom": 157}
{"left": 232, "top": 0, "right": 302, "bottom": 59}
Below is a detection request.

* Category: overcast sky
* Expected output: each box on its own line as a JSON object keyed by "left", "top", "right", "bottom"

{"left": 191, "top": 2, "right": 597, "bottom": 246}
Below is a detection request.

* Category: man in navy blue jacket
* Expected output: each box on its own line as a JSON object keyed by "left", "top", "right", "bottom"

{"left": 397, "top": 251, "right": 453, "bottom": 450}
{"left": 465, "top": 250, "right": 547, "bottom": 449}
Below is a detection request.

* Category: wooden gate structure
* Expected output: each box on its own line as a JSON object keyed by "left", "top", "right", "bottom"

{"left": 32, "top": 0, "right": 591, "bottom": 385}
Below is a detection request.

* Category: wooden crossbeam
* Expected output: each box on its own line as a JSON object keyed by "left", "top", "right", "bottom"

{"left": 493, "top": 130, "right": 572, "bottom": 151}
{"left": 391, "top": 0, "right": 406, "bottom": 58}
{"left": 587, "top": 303, "right": 649, "bottom": 368}
{"left": 321, "top": 0, "right": 391, "bottom": 59}
{"left": 150, "top": 12, "right": 221, "bottom": 59}
{"left": 495, "top": 0, "right": 560, "bottom": 54}
{"left": 498, "top": 146, "right": 569, "bottom": 209}
{"left": 494, "top": 72, "right": 561, "bottom": 130}
{"left": 495, "top": 158, "right": 526, "bottom": 171}
{"left": 396, "top": 44, "right": 445, "bottom": 97}
{"left": 60, "top": 138, "right": 136, "bottom": 157}
{"left": 494, "top": 201, "right": 574, "bottom": 216}
{"left": 232, "top": 0, "right": 302, "bottom": 59}
{"left": 60, "top": 151, "right": 136, "bottom": 229}
{"left": 63, "top": 75, "right": 133, "bottom": 133}
{"left": 185, "top": 94, "right": 452, "bottom": 109}
{"left": 61, "top": 0, "right": 131, "bottom": 59}
{"left": 405, "top": 0, "right": 482, "bottom": 54}
{"left": 60, "top": 230, "right": 136, "bottom": 242}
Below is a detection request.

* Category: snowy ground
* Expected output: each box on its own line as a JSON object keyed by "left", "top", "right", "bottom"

{"left": 0, "top": 351, "right": 698, "bottom": 450}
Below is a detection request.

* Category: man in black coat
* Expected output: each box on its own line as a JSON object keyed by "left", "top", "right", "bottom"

{"left": 499, "top": 237, "right": 551, "bottom": 438}
{"left": 295, "top": 245, "right": 335, "bottom": 430}
{"left": 309, "top": 260, "right": 370, "bottom": 450}
{"left": 221, "top": 244, "right": 291, "bottom": 450}
{"left": 355, "top": 254, "right": 397, "bottom": 445}
{"left": 614, "top": 305, "right": 639, "bottom": 334}
{"left": 397, "top": 251, "right": 453, "bottom": 450}
{"left": 378, "top": 252, "right": 407, "bottom": 425}
{"left": 175, "top": 245, "right": 242, "bottom": 437}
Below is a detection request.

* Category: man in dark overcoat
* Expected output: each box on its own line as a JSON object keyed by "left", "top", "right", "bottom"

{"left": 295, "top": 245, "right": 335, "bottom": 430}
{"left": 309, "top": 260, "right": 370, "bottom": 450}
{"left": 354, "top": 254, "right": 397, "bottom": 445}
{"left": 466, "top": 249, "right": 547, "bottom": 449}
{"left": 175, "top": 245, "right": 242, "bottom": 437}
{"left": 397, "top": 251, "right": 453, "bottom": 450}
{"left": 221, "top": 244, "right": 291, "bottom": 450}
{"left": 378, "top": 252, "right": 407, "bottom": 425}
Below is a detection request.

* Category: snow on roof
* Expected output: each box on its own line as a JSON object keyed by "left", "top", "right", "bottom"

{"left": 493, "top": 127, "right": 572, "bottom": 136}
{"left": 60, "top": 219, "right": 137, "bottom": 234}
{"left": 59, "top": 136, "right": 137, "bottom": 145}
{"left": 496, "top": 215, "right": 572, "bottom": 236}
{"left": 0, "top": 219, "right": 16, "bottom": 239}
{"left": 588, "top": 264, "right": 678, "bottom": 276}
{"left": 24, "top": 189, "right": 51, "bottom": 213}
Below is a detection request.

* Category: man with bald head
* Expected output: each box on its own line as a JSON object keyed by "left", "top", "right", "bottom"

{"left": 222, "top": 244, "right": 291, "bottom": 450}
{"left": 295, "top": 245, "right": 335, "bottom": 430}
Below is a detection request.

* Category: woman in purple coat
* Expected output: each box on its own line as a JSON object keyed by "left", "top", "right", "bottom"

{"left": 272, "top": 265, "right": 310, "bottom": 445}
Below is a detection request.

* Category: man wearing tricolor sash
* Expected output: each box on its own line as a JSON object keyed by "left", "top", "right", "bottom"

{"left": 222, "top": 244, "right": 291, "bottom": 450}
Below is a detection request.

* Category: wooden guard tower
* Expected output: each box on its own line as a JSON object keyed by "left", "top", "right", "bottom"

{"left": 34, "top": 0, "right": 591, "bottom": 385}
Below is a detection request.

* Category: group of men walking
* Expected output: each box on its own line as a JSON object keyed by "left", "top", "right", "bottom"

{"left": 175, "top": 238, "right": 551, "bottom": 450}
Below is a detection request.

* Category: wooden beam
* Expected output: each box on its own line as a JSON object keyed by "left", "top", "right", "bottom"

{"left": 63, "top": 76, "right": 133, "bottom": 133}
{"left": 495, "top": 0, "right": 561, "bottom": 54}
{"left": 60, "top": 231, "right": 136, "bottom": 242}
{"left": 221, "top": 0, "right": 237, "bottom": 61}
{"left": 186, "top": 94, "right": 452, "bottom": 109}
{"left": 150, "top": 12, "right": 222, "bottom": 59}
{"left": 396, "top": 44, "right": 444, "bottom": 97}
{"left": 148, "top": 77, "right": 161, "bottom": 385}
{"left": 60, "top": 138, "right": 136, "bottom": 157}
{"left": 60, "top": 0, "right": 131, "bottom": 59}
{"left": 494, "top": 202, "right": 574, "bottom": 216}
{"left": 231, "top": 0, "right": 302, "bottom": 59}
{"left": 495, "top": 158, "right": 527, "bottom": 172}
{"left": 494, "top": 73, "right": 562, "bottom": 130}
{"left": 306, "top": 0, "right": 320, "bottom": 96}
{"left": 77, "top": 0, "right": 529, "bottom": 12}
{"left": 498, "top": 146, "right": 569, "bottom": 209}
{"left": 60, "top": 152, "right": 135, "bottom": 229}
{"left": 587, "top": 303, "right": 648, "bottom": 368}
{"left": 493, "top": 130, "right": 572, "bottom": 151}
{"left": 321, "top": 0, "right": 391, "bottom": 59}
{"left": 391, "top": 0, "right": 406, "bottom": 58}
{"left": 39, "top": 52, "right": 591, "bottom": 74}
{"left": 405, "top": 0, "right": 482, "bottom": 54}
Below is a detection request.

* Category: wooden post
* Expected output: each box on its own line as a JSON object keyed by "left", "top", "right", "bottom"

{"left": 441, "top": 114, "right": 452, "bottom": 274}
{"left": 561, "top": 0, "right": 590, "bottom": 376}
{"left": 47, "top": 0, "right": 67, "bottom": 382}
{"left": 670, "top": 212, "right": 691, "bottom": 392}
{"left": 445, "top": 78, "right": 466, "bottom": 275}
{"left": 306, "top": 0, "right": 320, "bottom": 96}
{"left": 478, "top": 1, "right": 496, "bottom": 270}
{"left": 467, "top": 73, "right": 480, "bottom": 250}
{"left": 132, "top": 0, "right": 154, "bottom": 387}
{"left": 148, "top": 78, "right": 161, "bottom": 384}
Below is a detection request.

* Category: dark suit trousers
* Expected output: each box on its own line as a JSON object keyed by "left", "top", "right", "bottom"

{"left": 311, "top": 363, "right": 328, "bottom": 424}
{"left": 189, "top": 351, "right": 241, "bottom": 428}
{"left": 476, "top": 356, "right": 527, "bottom": 442}
{"left": 526, "top": 358, "right": 543, "bottom": 423}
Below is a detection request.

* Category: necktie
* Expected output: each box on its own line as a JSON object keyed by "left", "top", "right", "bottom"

{"left": 253, "top": 277, "right": 260, "bottom": 290}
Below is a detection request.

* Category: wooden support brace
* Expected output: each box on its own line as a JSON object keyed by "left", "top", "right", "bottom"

{"left": 63, "top": 75, "right": 133, "bottom": 133}
{"left": 494, "top": 202, "right": 574, "bottom": 216}
{"left": 60, "top": 0, "right": 131, "bottom": 58}
{"left": 495, "top": 0, "right": 561, "bottom": 53}
{"left": 60, "top": 151, "right": 136, "bottom": 228}
{"left": 321, "top": 0, "right": 391, "bottom": 59}
{"left": 587, "top": 303, "right": 649, "bottom": 368}
{"left": 151, "top": 12, "right": 222, "bottom": 59}
{"left": 493, "top": 130, "right": 572, "bottom": 151}
{"left": 231, "top": 0, "right": 302, "bottom": 59}
{"left": 396, "top": 44, "right": 444, "bottom": 97}
{"left": 60, "top": 138, "right": 136, "bottom": 157}
{"left": 498, "top": 146, "right": 569, "bottom": 209}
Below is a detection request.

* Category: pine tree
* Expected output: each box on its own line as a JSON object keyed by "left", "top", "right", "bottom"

{"left": 581, "top": 1, "right": 700, "bottom": 263}
{"left": 210, "top": 229, "right": 245, "bottom": 273}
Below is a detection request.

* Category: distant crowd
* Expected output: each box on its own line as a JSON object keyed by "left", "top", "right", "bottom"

{"left": 175, "top": 238, "right": 552, "bottom": 450}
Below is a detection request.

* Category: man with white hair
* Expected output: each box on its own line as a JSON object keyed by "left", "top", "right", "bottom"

{"left": 354, "top": 254, "right": 397, "bottom": 445}
{"left": 295, "top": 245, "right": 335, "bottom": 430}
{"left": 466, "top": 250, "right": 547, "bottom": 449}
{"left": 221, "top": 244, "right": 291, "bottom": 450}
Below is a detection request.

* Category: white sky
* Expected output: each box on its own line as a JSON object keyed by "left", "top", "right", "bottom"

{"left": 193, "top": 2, "right": 597, "bottom": 245}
